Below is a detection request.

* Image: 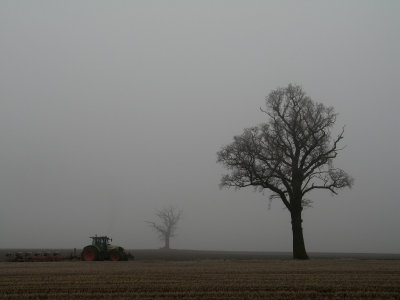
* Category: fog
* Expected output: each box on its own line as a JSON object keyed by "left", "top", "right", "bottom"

{"left": 1, "top": 1, "right": 399, "bottom": 253}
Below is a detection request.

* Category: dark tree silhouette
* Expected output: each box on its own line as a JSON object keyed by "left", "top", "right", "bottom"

{"left": 217, "top": 84, "right": 353, "bottom": 259}
{"left": 147, "top": 206, "right": 182, "bottom": 249}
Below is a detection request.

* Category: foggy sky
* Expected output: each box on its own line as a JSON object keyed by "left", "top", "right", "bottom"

{"left": 1, "top": 1, "right": 399, "bottom": 253}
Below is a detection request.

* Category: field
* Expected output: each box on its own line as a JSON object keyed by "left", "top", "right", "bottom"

{"left": 0, "top": 257, "right": 399, "bottom": 299}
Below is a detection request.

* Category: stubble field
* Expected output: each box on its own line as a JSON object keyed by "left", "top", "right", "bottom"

{"left": 0, "top": 259, "right": 399, "bottom": 299}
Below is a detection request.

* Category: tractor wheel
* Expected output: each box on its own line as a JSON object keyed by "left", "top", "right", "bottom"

{"left": 109, "top": 250, "right": 122, "bottom": 261}
{"left": 81, "top": 246, "right": 99, "bottom": 261}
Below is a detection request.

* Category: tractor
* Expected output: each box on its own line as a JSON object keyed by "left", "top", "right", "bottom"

{"left": 81, "top": 236, "right": 128, "bottom": 261}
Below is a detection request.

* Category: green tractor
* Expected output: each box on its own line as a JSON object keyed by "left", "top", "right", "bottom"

{"left": 81, "top": 236, "right": 128, "bottom": 261}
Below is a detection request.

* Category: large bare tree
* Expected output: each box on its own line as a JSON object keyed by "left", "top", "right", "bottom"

{"left": 217, "top": 84, "right": 353, "bottom": 259}
{"left": 147, "top": 206, "right": 182, "bottom": 249}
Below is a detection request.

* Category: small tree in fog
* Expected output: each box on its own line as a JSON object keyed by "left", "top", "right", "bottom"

{"left": 217, "top": 84, "right": 353, "bottom": 260}
{"left": 147, "top": 206, "right": 182, "bottom": 249}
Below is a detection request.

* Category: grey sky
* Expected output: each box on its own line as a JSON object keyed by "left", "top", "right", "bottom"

{"left": 0, "top": 1, "right": 399, "bottom": 253}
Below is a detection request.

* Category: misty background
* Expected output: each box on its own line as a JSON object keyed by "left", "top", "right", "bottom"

{"left": 0, "top": 1, "right": 399, "bottom": 253}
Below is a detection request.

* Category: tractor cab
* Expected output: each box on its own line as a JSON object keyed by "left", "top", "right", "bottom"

{"left": 90, "top": 236, "right": 112, "bottom": 252}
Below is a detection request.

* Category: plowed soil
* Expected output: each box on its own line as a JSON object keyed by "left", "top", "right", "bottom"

{"left": 0, "top": 259, "right": 399, "bottom": 299}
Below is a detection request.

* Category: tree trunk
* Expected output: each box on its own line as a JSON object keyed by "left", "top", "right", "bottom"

{"left": 164, "top": 235, "right": 170, "bottom": 249}
{"left": 291, "top": 210, "right": 309, "bottom": 259}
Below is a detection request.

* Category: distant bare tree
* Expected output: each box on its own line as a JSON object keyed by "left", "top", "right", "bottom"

{"left": 146, "top": 206, "right": 182, "bottom": 249}
{"left": 217, "top": 84, "right": 353, "bottom": 259}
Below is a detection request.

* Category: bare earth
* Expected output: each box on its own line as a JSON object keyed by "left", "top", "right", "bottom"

{"left": 0, "top": 259, "right": 399, "bottom": 299}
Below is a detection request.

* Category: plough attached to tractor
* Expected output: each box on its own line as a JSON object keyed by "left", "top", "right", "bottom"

{"left": 3, "top": 235, "right": 132, "bottom": 262}
{"left": 4, "top": 251, "right": 77, "bottom": 262}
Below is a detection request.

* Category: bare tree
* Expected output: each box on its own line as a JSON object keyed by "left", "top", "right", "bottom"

{"left": 146, "top": 206, "right": 182, "bottom": 249}
{"left": 217, "top": 84, "right": 353, "bottom": 259}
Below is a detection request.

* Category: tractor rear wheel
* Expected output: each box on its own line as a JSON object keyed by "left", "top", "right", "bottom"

{"left": 81, "top": 246, "right": 99, "bottom": 261}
